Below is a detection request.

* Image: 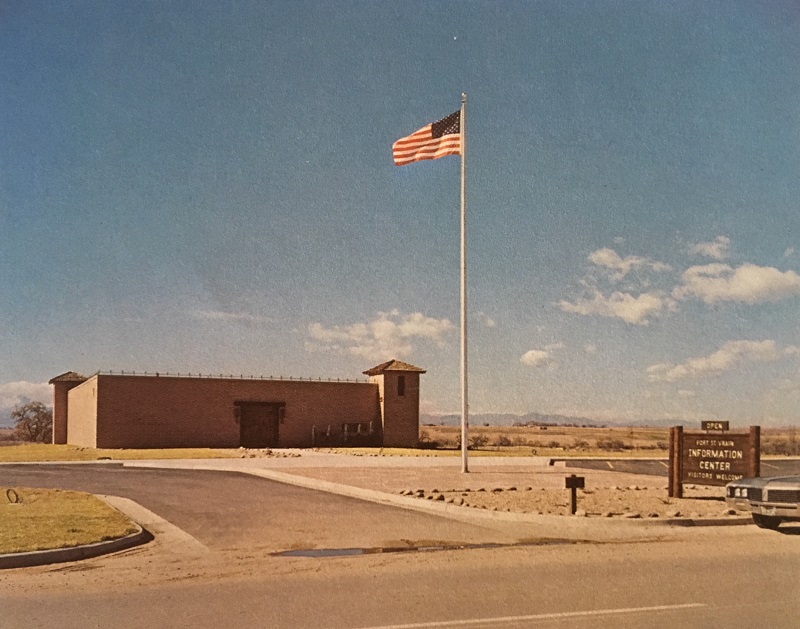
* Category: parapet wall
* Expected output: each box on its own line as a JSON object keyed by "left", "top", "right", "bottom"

{"left": 68, "top": 374, "right": 382, "bottom": 449}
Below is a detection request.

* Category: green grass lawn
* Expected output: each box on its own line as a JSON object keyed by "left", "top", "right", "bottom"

{"left": 0, "top": 488, "right": 138, "bottom": 555}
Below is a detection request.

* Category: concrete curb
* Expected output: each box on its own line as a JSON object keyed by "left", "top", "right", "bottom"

{"left": 0, "top": 520, "right": 151, "bottom": 570}
{"left": 240, "top": 468, "right": 753, "bottom": 530}
{"left": 100, "top": 495, "right": 209, "bottom": 555}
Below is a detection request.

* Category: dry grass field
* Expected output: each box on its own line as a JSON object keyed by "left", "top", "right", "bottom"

{"left": 0, "top": 442, "right": 239, "bottom": 463}
{"left": 0, "top": 488, "right": 138, "bottom": 554}
{"left": 419, "top": 424, "right": 670, "bottom": 457}
{"left": 418, "top": 424, "right": 800, "bottom": 458}
{"left": 1, "top": 424, "right": 797, "bottom": 460}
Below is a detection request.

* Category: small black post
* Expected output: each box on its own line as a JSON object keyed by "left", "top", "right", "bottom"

{"left": 565, "top": 475, "right": 585, "bottom": 515}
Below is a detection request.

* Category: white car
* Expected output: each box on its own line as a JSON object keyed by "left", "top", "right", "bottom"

{"left": 726, "top": 476, "right": 800, "bottom": 529}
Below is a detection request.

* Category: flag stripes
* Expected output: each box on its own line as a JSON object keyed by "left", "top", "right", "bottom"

{"left": 393, "top": 111, "right": 461, "bottom": 166}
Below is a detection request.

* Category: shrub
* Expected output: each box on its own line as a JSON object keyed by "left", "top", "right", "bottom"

{"left": 470, "top": 434, "right": 489, "bottom": 448}
{"left": 762, "top": 438, "right": 799, "bottom": 456}
{"left": 596, "top": 438, "right": 626, "bottom": 451}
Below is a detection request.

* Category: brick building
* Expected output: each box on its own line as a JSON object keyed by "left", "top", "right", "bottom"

{"left": 49, "top": 360, "right": 425, "bottom": 449}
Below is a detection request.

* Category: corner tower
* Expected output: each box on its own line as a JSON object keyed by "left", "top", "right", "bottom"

{"left": 48, "top": 371, "right": 87, "bottom": 444}
{"left": 363, "top": 359, "right": 426, "bottom": 448}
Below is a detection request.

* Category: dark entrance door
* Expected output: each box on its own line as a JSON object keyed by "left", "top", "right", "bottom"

{"left": 238, "top": 402, "right": 281, "bottom": 448}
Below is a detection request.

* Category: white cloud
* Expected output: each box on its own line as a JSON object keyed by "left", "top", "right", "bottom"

{"left": 0, "top": 381, "right": 52, "bottom": 423}
{"left": 784, "top": 247, "right": 795, "bottom": 258}
{"left": 561, "top": 246, "right": 672, "bottom": 324}
{"left": 673, "top": 263, "right": 800, "bottom": 304}
{"left": 646, "top": 340, "right": 787, "bottom": 382}
{"left": 588, "top": 248, "right": 671, "bottom": 281}
{"left": 476, "top": 312, "right": 496, "bottom": 328}
{"left": 559, "top": 290, "right": 665, "bottom": 325}
{"left": 689, "top": 236, "right": 730, "bottom": 260}
{"left": 306, "top": 311, "right": 454, "bottom": 361}
{"left": 520, "top": 349, "right": 552, "bottom": 368}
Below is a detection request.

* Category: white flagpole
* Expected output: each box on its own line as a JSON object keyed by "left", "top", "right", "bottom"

{"left": 460, "top": 92, "right": 469, "bottom": 474}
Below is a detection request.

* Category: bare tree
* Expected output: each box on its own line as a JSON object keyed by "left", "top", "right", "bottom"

{"left": 12, "top": 401, "right": 53, "bottom": 443}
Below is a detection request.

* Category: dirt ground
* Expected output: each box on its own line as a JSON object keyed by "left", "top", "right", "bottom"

{"left": 404, "top": 484, "right": 740, "bottom": 519}
{"left": 277, "top": 462, "right": 742, "bottom": 520}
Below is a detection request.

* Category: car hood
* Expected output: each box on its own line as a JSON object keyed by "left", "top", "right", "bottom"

{"left": 733, "top": 475, "right": 800, "bottom": 488}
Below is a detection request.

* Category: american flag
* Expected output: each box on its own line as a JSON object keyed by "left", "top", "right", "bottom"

{"left": 392, "top": 110, "right": 461, "bottom": 166}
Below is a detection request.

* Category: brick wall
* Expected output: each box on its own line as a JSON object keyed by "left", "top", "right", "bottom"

{"left": 75, "top": 374, "right": 383, "bottom": 449}
{"left": 372, "top": 372, "right": 421, "bottom": 448}
{"left": 52, "top": 384, "right": 70, "bottom": 444}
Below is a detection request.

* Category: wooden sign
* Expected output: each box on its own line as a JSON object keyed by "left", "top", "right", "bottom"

{"left": 682, "top": 433, "right": 749, "bottom": 484}
{"left": 565, "top": 475, "right": 585, "bottom": 489}
{"left": 701, "top": 420, "right": 729, "bottom": 432}
{"left": 668, "top": 426, "right": 760, "bottom": 498}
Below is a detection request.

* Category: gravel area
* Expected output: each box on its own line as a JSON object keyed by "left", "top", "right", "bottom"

{"left": 398, "top": 484, "right": 745, "bottom": 520}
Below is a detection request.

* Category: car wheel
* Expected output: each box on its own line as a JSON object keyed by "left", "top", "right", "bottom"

{"left": 752, "top": 513, "right": 781, "bottom": 530}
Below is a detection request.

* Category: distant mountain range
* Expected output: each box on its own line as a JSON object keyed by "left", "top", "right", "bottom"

{"left": 421, "top": 411, "right": 698, "bottom": 429}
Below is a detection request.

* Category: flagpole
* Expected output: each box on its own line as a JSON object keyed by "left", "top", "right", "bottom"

{"left": 460, "top": 92, "right": 469, "bottom": 474}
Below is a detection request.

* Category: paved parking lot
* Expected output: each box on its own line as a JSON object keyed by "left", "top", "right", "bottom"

{"left": 1, "top": 464, "right": 522, "bottom": 552}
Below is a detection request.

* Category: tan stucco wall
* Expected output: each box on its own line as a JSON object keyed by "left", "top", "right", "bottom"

{"left": 87, "top": 375, "right": 383, "bottom": 449}
{"left": 66, "top": 377, "right": 99, "bottom": 448}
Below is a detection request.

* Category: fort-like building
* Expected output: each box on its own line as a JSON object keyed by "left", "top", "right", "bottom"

{"left": 49, "top": 359, "right": 425, "bottom": 449}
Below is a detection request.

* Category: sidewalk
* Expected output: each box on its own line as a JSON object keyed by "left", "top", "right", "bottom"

{"left": 124, "top": 450, "right": 667, "bottom": 492}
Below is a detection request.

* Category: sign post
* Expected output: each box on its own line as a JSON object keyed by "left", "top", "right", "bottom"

{"left": 565, "top": 474, "right": 585, "bottom": 515}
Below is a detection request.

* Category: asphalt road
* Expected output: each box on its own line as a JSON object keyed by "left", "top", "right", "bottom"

{"left": 0, "top": 464, "right": 525, "bottom": 551}
{"left": 3, "top": 464, "right": 800, "bottom": 628}
{"left": 563, "top": 458, "right": 800, "bottom": 477}
{"left": 3, "top": 525, "right": 800, "bottom": 628}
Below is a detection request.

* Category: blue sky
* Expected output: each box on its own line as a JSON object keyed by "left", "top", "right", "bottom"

{"left": 2, "top": 1, "right": 800, "bottom": 426}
